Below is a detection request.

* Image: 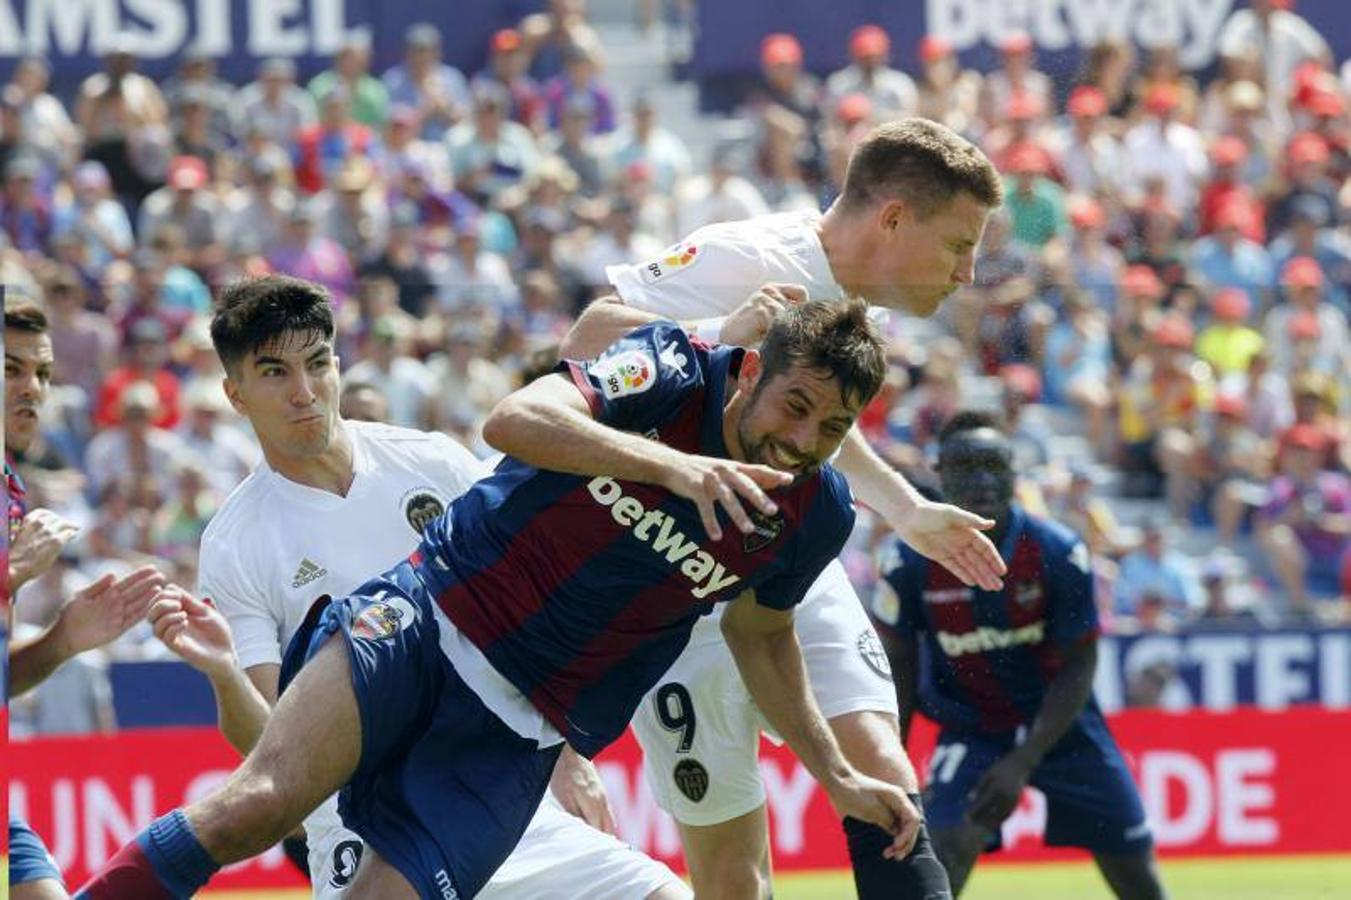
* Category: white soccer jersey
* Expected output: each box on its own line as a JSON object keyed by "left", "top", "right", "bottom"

{"left": 605, "top": 210, "right": 847, "bottom": 319}
{"left": 199, "top": 421, "right": 487, "bottom": 897}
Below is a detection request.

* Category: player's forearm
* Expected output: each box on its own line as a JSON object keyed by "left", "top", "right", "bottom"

{"left": 208, "top": 663, "right": 274, "bottom": 755}
{"left": 1011, "top": 641, "right": 1097, "bottom": 768}
{"left": 560, "top": 295, "right": 716, "bottom": 360}
{"left": 9, "top": 624, "right": 76, "bottom": 697}
{"left": 484, "top": 393, "right": 683, "bottom": 487}
{"left": 724, "top": 621, "right": 853, "bottom": 791}
{"left": 835, "top": 429, "right": 922, "bottom": 522}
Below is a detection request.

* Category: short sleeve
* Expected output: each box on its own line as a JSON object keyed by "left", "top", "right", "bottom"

{"left": 1040, "top": 526, "right": 1100, "bottom": 648}
{"left": 198, "top": 540, "right": 284, "bottom": 670}
{"left": 563, "top": 322, "right": 706, "bottom": 433}
{"left": 874, "top": 540, "right": 925, "bottom": 638}
{"left": 605, "top": 232, "right": 769, "bottom": 317}
{"left": 754, "top": 471, "right": 855, "bottom": 611}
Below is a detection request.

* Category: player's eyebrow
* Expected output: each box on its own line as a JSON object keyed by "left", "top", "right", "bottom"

{"left": 786, "top": 386, "right": 818, "bottom": 408}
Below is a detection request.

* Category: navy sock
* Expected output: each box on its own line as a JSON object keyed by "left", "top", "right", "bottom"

{"left": 844, "top": 794, "right": 953, "bottom": 900}
{"left": 75, "top": 809, "right": 220, "bottom": 899}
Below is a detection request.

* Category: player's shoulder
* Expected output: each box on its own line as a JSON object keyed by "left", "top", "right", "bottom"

{"left": 1020, "top": 506, "right": 1084, "bottom": 553}
{"left": 200, "top": 469, "right": 273, "bottom": 545}
{"left": 804, "top": 464, "right": 856, "bottom": 534}
{"left": 599, "top": 319, "right": 711, "bottom": 383}
{"left": 351, "top": 420, "right": 489, "bottom": 483}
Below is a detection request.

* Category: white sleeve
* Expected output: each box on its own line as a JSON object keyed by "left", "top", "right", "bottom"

{"left": 198, "top": 538, "right": 284, "bottom": 669}
{"left": 429, "top": 431, "right": 492, "bottom": 500}
{"left": 604, "top": 230, "right": 770, "bottom": 317}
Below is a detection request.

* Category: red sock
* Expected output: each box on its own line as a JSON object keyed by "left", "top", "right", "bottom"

{"left": 74, "top": 839, "right": 179, "bottom": 899}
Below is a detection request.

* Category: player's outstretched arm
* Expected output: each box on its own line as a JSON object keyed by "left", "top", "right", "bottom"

{"left": 10, "top": 564, "right": 166, "bottom": 697}
{"left": 483, "top": 373, "right": 789, "bottom": 540}
{"left": 148, "top": 583, "right": 276, "bottom": 755}
{"left": 968, "top": 638, "right": 1098, "bottom": 830}
{"left": 560, "top": 295, "right": 667, "bottom": 359}
{"left": 721, "top": 590, "right": 921, "bottom": 859}
{"left": 835, "top": 429, "right": 1006, "bottom": 591}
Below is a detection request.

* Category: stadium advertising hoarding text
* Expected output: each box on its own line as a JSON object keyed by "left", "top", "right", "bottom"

{"left": 10, "top": 707, "right": 1350, "bottom": 890}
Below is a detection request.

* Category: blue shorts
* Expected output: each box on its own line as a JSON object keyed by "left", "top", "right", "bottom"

{"left": 923, "top": 715, "right": 1152, "bottom": 855}
{"left": 281, "top": 561, "right": 563, "bottom": 900}
{"left": 9, "top": 815, "right": 65, "bottom": 886}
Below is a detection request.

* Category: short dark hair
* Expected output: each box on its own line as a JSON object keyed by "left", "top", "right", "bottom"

{"left": 757, "top": 297, "right": 886, "bottom": 410}
{"left": 938, "top": 409, "right": 1005, "bottom": 446}
{"left": 211, "top": 275, "right": 335, "bottom": 373}
{"left": 839, "top": 118, "right": 1003, "bottom": 219}
{"left": 4, "top": 296, "right": 48, "bottom": 334}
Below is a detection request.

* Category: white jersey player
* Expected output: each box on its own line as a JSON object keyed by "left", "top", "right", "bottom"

{"left": 562, "top": 119, "right": 1006, "bottom": 900}
{"left": 154, "top": 276, "right": 689, "bottom": 900}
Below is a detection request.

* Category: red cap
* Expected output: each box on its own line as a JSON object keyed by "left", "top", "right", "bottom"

{"left": 1001, "top": 32, "right": 1032, "bottom": 54}
{"left": 1307, "top": 89, "right": 1346, "bottom": 117}
{"left": 1214, "top": 394, "right": 1249, "bottom": 418}
{"left": 1288, "top": 310, "right": 1322, "bottom": 340}
{"left": 1144, "top": 83, "right": 1181, "bottom": 114}
{"left": 491, "top": 28, "right": 522, "bottom": 53}
{"left": 1004, "top": 142, "right": 1049, "bottom": 175}
{"left": 1067, "top": 86, "right": 1107, "bottom": 118}
{"left": 1211, "top": 288, "right": 1251, "bottom": 322}
{"left": 1210, "top": 135, "right": 1249, "bottom": 166}
{"left": 1282, "top": 256, "right": 1324, "bottom": 288}
{"left": 1291, "top": 61, "right": 1330, "bottom": 107}
{"left": 1214, "top": 200, "right": 1253, "bottom": 232}
{"left": 1153, "top": 314, "right": 1195, "bottom": 349}
{"left": 1006, "top": 91, "right": 1043, "bottom": 120}
{"left": 1068, "top": 196, "right": 1106, "bottom": 229}
{"left": 1000, "top": 364, "right": 1042, "bottom": 401}
{"left": 168, "top": 155, "right": 208, "bottom": 190}
{"left": 850, "top": 25, "right": 890, "bottom": 58}
{"left": 836, "top": 92, "right": 873, "bottom": 124}
{"left": 761, "top": 33, "right": 803, "bottom": 67}
{"left": 1288, "top": 132, "right": 1331, "bottom": 166}
{"left": 1122, "top": 264, "right": 1164, "bottom": 298}
{"left": 1285, "top": 423, "right": 1328, "bottom": 452}
{"left": 919, "top": 35, "right": 952, "bottom": 63}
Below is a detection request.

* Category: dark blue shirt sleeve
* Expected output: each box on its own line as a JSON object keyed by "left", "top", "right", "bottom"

{"left": 875, "top": 539, "right": 925, "bottom": 638}
{"left": 1038, "top": 520, "right": 1100, "bottom": 647}
{"left": 563, "top": 322, "right": 706, "bottom": 433}
{"left": 754, "top": 470, "right": 855, "bottom": 611}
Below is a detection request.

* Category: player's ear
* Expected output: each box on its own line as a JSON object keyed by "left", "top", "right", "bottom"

{"left": 738, "top": 349, "right": 762, "bottom": 392}
{"left": 221, "top": 374, "right": 246, "bottom": 416}
{"left": 879, "top": 198, "right": 912, "bottom": 235}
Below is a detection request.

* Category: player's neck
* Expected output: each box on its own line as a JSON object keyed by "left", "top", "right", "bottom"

{"left": 264, "top": 422, "right": 357, "bottom": 497}
{"left": 722, "top": 387, "right": 749, "bottom": 464}
{"left": 817, "top": 204, "right": 867, "bottom": 297}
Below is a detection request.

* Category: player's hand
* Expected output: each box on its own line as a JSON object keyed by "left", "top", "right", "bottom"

{"left": 53, "top": 565, "right": 166, "bottom": 657}
{"left": 966, "top": 753, "right": 1033, "bottom": 831}
{"left": 9, "top": 508, "right": 81, "bottom": 590}
{"left": 826, "top": 772, "right": 923, "bottom": 860}
{"left": 550, "top": 746, "right": 618, "bottom": 835}
{"left": 661, "top": 455, "right": 793, "bottom": 542}
{"left": 149, "top": 584, "right": 239, "bottom": 679}
{"left": 890, "top": 499, "right": 1006, "bottom": 591}
{"left": 718, "top": 283, "right": 808, "bottom": 347}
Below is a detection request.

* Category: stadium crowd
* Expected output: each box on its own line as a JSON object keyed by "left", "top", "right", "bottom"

{"left": 4, "top": 0, "right": 1348, "bottom": 736}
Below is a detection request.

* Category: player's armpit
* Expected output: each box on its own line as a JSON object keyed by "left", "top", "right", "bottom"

{"left": 559, "top": 294, "right": 665, "bottom": 359}
{"left": 719, "top": 588, "right": 795, "bottom": 639}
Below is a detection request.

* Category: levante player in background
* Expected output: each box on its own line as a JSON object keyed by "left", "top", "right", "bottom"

{"left": 871, "top": 411, "right": 1169, "bottom": 898}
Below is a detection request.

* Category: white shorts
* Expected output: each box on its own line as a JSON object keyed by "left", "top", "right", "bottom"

{"left": 310, "top": 794, "right": 687, "bottom": 900}
{"left": 632, "top": 559, "right": 897, "bottom": 826}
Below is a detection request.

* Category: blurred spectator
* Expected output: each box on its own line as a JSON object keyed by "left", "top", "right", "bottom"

{"left": 1263, "top": 256, "right": 1347, "bottom": 375}
{"left": 172, "top": 86, "right": 226, "bottom": 168}
{"left": 308, "top": 34, "right": 388, "bottom": 128}
{"left": 1257, "top": 424, "right": 1351, "bottom": 614}
{"left": 6, "top": 57, "right": 78, "bottom": 171}
{"left": 475, "top": 28, "right": 545, "bottom": 130}
{"left": 136, "top": 156, "right": 223, "bottom": 269}
{"left": 377, "top": 105, "right": 452, "bottom": 191}
{"left": 43, "top": 266, "right": 118, "bottom": 401}
{"left": 1115, "top": 520, "right": 1203, "bottom": 625}
{"left": 1267, "top": 131, "right": 1339, "bottom": 237}
{"left": 544, "top": 43, "right": 616, "bottom": 135}
{"left": 1190, "top": 201, "right": 1275, "bottom": 308}
{"left": 1193, "top": 558, "right": 1261, "bottom": 627}
{"left": 825, "top": 26, "right": 918, "bottom": 121}
{"left": 1173, "top": 391, "right": 1266, "bottom": 528}
{"left": 94, "top": 317, "right": 183, "bottom": 431}
{"left": 177, "top": 381, "right": 259, "bottom": 498}
{"left": 1051, "top": 87, "right": 1127, "bottom": 197}
{"left": 231, "top": 58, "right": 317, "bottom": 150}
{"left": 314, "top": 157, "right": 389, "bottom": 263}
{"left": 755, "top": 103, "right": 817, "bottom": 214}
{"left": 914, "top": 36, "right": 981, "bottom": 134}
{"left": 344, "top": 315, "right": 435, "bottom": 428}
{"left": 1196, "top": 288, "right": 1265, "bottom": 376}
{"left": 423, "top": 322, "right": 513, "bottom": 441}
{"left": 162, "top": 50, "right": 233, "bottom": 145}
{"left": 75, "top": 41, "right": 170, "bottom": 208}
{"left": 1199, "top": 136, "right": 1265, "bottom": 242}
{"left": 1061, "top": 196, "right": 1124, "bottom": 309}
{"left": 1117, "top": 314, "right": 1208, "bottom": 497}
{"left": 1075, "top": 38, "right": 1137, "bottom": 118}
{"left": 53, "top": 161, "right": 134, "bottom": 271}
{"left": 2, "top": 155, "right": 51, "bottom": 254}
{"left": 382, "top": 23, "right": 470, "bottom": 142}
{"left": 432, "top": 218, "right": 517, "bottom": 314}
{"left": 149, "top": 460, "right": 219, "bottom": 561}
{"left": 747, "top": 33, "right": 822, "bottom": 130}
{"left": 448, "top": 81, "right": 541, "bottom": 204}
{"left": 543, "top": 98, "right": 608, "bottom": 196}
{"left": 519, "top": 0, "right": 605, "bottom": 82}
{"left": 1133, "top": 45, "right": 1201, "bottom": 124}
{"left": 573, "top": 199, "right": 663, "bottom": 296}
{"left": 10, "top": 621, "right": 117, "bottom": 736}
{"left": 610, "top": 93, "right": 692, "bottom": 195}
{"left": 339, "top": 380, "right": 391, "bottom": 423}
{"left": 1001, "top": 146, "right": 1067, "bottom": 248}
{"left": 1124, "top": 83, "right": 1209, "bottom": 211}
{"left": 268, "top": 202, "right": 356, "bottom": 306}
{"left": 1218, "top": 0, "right": 1332, "bottom": 131}
{"left": 1043, "top": 289, "right": 1113, "bottom": 455}
{"left": 225, "top": 154, "right": 295, "bottom": 255}
{"left": 294, "top": 86, "right": 376, "bottom": 195}
{"left": 359, "top": 204, "right": 438, "bottom": 317}
{"left": 675, "top": 143, "right": 769, "bottom": 236}
{"left": 984, "top": 32, "right": 1054, "bottom": 121}
{"left": 86, "top": 381, "right": 193, "bottom": 498}
{"left": 1268, "top": 196, "right": 1351, "bottom": 312}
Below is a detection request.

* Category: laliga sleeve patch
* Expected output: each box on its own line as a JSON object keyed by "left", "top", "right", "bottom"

{"left": 639, "top": 242, "right": 700, "bottom": 284}
{"left": 673, "top": 758, "right": 710, "bottom": 802}
{"left": 589, "top": 349, "right": 656, "bottom": 399}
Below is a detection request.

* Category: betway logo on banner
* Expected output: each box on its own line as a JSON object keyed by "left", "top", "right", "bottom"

{"left": 927, "top": 0, "right": 1237, "bottom": 68}
{"left": 0, "top": 0, "right": 366, "bottom": 58}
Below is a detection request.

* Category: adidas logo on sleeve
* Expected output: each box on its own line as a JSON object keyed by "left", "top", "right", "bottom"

{"left": 291, "top": 558, "right": 329, "bottom": 589}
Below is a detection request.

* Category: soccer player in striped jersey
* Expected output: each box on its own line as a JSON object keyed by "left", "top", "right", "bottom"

{"left": 872, "top": 412, "right": 1167, "bottom": 899}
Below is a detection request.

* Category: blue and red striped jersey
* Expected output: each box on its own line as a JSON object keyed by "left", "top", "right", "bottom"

{"left": 417, "top": 323, "right": 856, "bottom": 757}
{"left": 874, "top": 505, "right": 1099, "bottom": 733}
{"left": 6, "top": 455, "right": 27, "bottom": 544}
